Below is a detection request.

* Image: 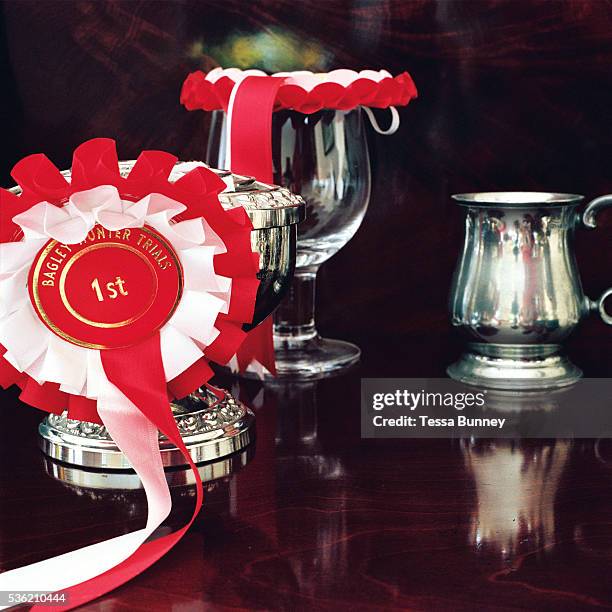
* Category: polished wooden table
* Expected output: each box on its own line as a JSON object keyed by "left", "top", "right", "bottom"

{"left": 2, "top": 336, "right": 612, "bottom": 611}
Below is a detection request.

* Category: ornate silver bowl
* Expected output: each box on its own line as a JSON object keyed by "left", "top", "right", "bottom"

{"left": 9, "top": 161, "right": 304, "bottom": 469}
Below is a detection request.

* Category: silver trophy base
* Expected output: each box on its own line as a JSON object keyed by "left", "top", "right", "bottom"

{"left": 39, "top": 389, "right": 255, "bottom": 469}
{"left": 447, "top": 343, "right": 583, "bottom": 390}
{"left": 42, "top": 444, "right": 254, "bottom": 492}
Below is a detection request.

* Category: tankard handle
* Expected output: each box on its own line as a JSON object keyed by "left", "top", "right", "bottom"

{"left": 582, "top": 195, "right": 612, "bottom": 325}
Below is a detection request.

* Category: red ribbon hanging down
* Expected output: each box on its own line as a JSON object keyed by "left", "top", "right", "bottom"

{"left": 229, "top": 75, "right": 285, "bottom": 375}
{"left": 34, "top": 335, "right": 204, "bottom": 612}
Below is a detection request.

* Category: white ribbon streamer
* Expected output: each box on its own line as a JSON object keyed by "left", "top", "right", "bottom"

{"left": 362, "top": 105, "right": 401, "bottom": 135}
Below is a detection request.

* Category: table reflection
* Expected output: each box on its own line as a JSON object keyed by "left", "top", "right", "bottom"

{"left": 11, "top": 375, "right": 611, "bottom": 608}
{"left": 232, "top": 378, "right": 348, "bottom": 598}
{"left": 462, "top": 438, "right": 571, "bottom": 558}
{"left": 229, "top": 377, "right": 612, "bottom": 607}
{"left": 461, "top": 387, "right": 574, "bottom": 558}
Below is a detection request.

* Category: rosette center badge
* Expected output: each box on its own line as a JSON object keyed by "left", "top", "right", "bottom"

{"left": 30, "top": 224, "right": 183, "bottom": 349}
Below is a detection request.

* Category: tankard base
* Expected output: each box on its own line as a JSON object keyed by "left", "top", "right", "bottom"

{"left": 447, "top": 344, "right": 583, "bottom": 390}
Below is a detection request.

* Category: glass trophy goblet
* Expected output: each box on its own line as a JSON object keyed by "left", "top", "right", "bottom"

{"left": 207, "top": 107, "right": 371, "bottom": 378}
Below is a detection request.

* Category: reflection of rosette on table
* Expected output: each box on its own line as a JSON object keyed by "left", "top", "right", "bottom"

{"left": 181, "top": 68, "right": 417, "bottom": 378}
{"left": 0, "top": 139, "right": 260, "bottom": 608}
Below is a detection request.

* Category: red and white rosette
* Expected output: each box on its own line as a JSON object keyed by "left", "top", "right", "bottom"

{"left": 181, "top": 67, "right": 417, "bottom": 374}
{"left": 0, "top": 138, "right": 259, "bottom": 610}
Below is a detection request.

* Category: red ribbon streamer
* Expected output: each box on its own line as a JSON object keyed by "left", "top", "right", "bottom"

{"left": 35, "top": 333, "right": 203, "bottom": 611}
{"left": 230, "top": 76, "right": 284, "bottom": 375}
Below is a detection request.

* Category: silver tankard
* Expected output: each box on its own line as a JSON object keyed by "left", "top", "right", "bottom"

{"left": 448, "top": 192, "right": 611, "bottom": 389}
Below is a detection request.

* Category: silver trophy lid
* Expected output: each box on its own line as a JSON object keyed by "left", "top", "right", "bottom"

{"left": 8, "top": 160, "right": 304, "bottom": 230}
{"left": 169, "top": 161, "right": 305, "bottom": 229}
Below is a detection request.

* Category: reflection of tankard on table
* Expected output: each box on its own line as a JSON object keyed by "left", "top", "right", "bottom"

{"left": 448, "top": 192, "right": 612, "bottom": 389}
{"left": 462, "top": 438, "right": 571, "bottom": 557}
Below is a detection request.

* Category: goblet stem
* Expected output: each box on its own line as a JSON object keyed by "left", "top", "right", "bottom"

{"left": 271, "top": 266, "right": 361, "bottom": 378}
{"left": 273, "top": 266, "right": 319, "bottom": 344}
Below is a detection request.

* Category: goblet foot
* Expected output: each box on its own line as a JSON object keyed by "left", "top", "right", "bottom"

{"left": 39, "top": 389, "right": 255, "bottom": 469}
{"left": 270, "top": 334, "right": 361, "bottom": 379}
{"left": 447, "top": 343, "right": 582, "bottom": 390}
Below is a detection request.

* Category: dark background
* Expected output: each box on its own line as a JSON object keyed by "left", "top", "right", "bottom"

{"left": 1, "top": 0, "right": 611, "bottom": 375}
